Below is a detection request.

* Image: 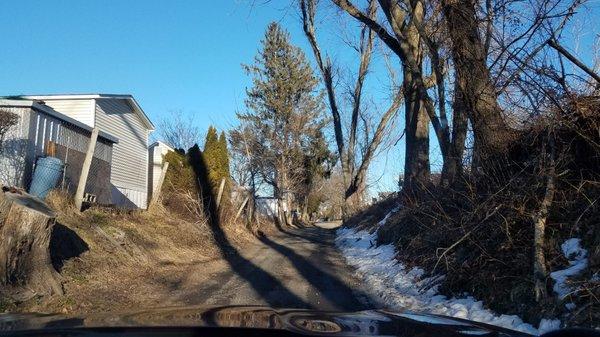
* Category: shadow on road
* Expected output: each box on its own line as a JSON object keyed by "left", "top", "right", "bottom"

{"left": 189, "top": 146, "right": 311, "bottom": 309}
{"left": 257, "top": 232, "right": 372, "bottom": 310}
{"left": 273, "top": 219, "right": 332, "bottom": 245}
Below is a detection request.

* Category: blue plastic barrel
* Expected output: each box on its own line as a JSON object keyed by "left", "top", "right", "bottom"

{"left": 29, "top": 156, "right": 64, "bottom": 199}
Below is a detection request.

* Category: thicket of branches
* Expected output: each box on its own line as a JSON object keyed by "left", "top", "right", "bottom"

{"left": 312, "top": 0, "right": 600, "bottom": 326}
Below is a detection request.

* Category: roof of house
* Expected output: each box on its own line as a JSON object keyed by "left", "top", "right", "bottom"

{"left": 0, "top": 98, "right": 119, "bottom": 143}
{"left": 149, "top": 140, "right": 174, "bottom": 151}
{"left": 16, "top": 94, "right": 155, "bottom": 130}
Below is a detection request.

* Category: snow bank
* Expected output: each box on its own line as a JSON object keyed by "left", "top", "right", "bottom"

{"left": 335, "top": 211, "right": 559, "bottom": 335}
{"left": 550, "top": 238, "right": 588, "bottom": 299}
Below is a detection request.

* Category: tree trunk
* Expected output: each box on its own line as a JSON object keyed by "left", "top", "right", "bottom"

{"left": 402, "top": 69, "right": 430, "bottom": 191}
{"left": 343, "top": 178, "right": 366, "bottom": 217}
{"left": 377, "top": 0, "right": 431, "bottom": 192}
{"left": 0, "top": 188, "right": 63, "bottom": 299}
{"left": 276, "top": 195, "right": 286, "bottom": 227}
{"left": 532, "top": 140, "right": 556, "bottom": 302}
{"left": 245, "top": 193, "right": 258, "bottom": 234}
{"left": 443, "top": 0, "right": 513, "bottom": 164}
{"left": 441, "top": 81, "right": 468, "bottom": 187}
{"left": 301, "top": 199, "right": 309, "bottom": 223}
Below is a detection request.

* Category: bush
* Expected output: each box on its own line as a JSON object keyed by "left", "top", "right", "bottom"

{"left": 161, "top": 150, "right": 202, "bottom": 221}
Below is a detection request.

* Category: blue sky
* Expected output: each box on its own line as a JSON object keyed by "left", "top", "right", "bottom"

{"left": 1, "top": 1, "right": 598, "bottom": 195}
{"left": 0, "top": 1, "right": 289, "bottom": 129}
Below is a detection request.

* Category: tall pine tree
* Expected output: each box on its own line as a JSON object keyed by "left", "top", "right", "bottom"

{"left": 238, "top": 22, "right": 328, "bottom": 225}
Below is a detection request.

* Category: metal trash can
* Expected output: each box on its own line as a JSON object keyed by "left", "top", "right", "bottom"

{"left": 29, "top": 156, "right": 64, "bottom": 199}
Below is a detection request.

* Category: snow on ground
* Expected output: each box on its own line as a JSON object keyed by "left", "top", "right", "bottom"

{"left": 335, "top": 209, "right": 560, "bottom": 335}
{"left": 550, "top": 238, "right": 588, "bottom": 300}
{"left": 377, "top": 206, "right": 400, "bottom": 226}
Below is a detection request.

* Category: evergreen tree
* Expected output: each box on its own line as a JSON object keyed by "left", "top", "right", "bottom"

{"left": 203, "top": 126, "right": 232, "bottom": 206}
{"left": 238, "top": 22, "right": 328, "bottom": 224}
{"left": 218, "top": 131, "right": 231, "bottom": 182}
{"left": 203, "top": 126, "right": 221, "bottom": 188}
{"left": 187, "top": 144, "right": 215, "bottom": 223}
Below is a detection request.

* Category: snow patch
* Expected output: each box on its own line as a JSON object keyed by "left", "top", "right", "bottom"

{"left": 538, "top": 319, "right": 562, "bottom": 334}
{"left": 336, "top": 226, "right": 558, "bottom": 335}
{"left": 550, "top": 238, "right": 588, "bottom": 299}
{"left": 377, "top": 207, "right": 400, "bottom": 226}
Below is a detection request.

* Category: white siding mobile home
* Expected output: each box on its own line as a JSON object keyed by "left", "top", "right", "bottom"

{"left": 0, "top": 99, "right": 117, "bottom": 202}
{"left": 21, "top": 94, "right": 155, "bottom": 209}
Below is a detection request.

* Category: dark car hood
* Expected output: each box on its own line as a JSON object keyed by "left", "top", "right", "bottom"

{"left": 0, "top": 306, "right": 531, "bottom": 336}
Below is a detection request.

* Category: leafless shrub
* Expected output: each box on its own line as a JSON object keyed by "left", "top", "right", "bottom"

{"left": 157, "top": 110, "right": 201, "bottom": 151}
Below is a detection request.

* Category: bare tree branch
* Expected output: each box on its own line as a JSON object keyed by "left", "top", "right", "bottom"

{"left": 548, "top": 38, "right": 600, "bottom": 86}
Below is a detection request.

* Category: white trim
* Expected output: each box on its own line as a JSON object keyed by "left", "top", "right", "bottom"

{"left": 149, "top": 140, "right": 174, "bottom": 152}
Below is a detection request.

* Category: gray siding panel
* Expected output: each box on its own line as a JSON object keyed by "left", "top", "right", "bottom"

{"left": 95, "top": 98, "right": 149, "bottom": 197}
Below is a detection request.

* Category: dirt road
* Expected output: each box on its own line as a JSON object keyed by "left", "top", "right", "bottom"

{"left": 158, "top": 222, "right": 375, "bottom": 311}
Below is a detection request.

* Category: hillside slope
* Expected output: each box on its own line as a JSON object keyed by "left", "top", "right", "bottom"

{"left": 1, "top": 191, "right": 253, "bottom": 314}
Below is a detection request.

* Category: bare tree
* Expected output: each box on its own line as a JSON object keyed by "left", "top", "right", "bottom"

{"left": 329, "top": 0, "right": 474, "bottom": 191}
{"left": 442, "top": 0, "right": 515, "bottom": 169}
{"left": 301, "top": 0, "right": 409, "bottom": 215}
{"left": 329, "top": 0, "right": 594, "bottom": 305}
{"left": 158, "top": 110, "right": 202, "bottom": 151}
{"left": 229, "top": 124, "right": 263, "bottom": 227}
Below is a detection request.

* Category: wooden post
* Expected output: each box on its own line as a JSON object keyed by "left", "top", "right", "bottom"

{"left": 216, "top": 178, "right": 226, "bottom": 210}
{"left": 148, "top": 161, "right": 169, "bottom": 209}
{"left": 75, "top": 128, "right": 98, "bottom": 211}
{"left": 233, "top": 196, "right": 249, "bottom": 224}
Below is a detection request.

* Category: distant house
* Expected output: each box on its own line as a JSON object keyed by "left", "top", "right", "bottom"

{"left": 256, "top": 197, "right": 279, "bottom": 218}
{"left": 148, "top": 141, "right": 174, "bottom": 201}
{"left": 0, "top": 98, "right": 118, "bottom": 203}
{"left": 19, "top": 94, "right": 155, "bottom": 209}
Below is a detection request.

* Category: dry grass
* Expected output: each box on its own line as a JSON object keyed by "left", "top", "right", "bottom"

{"left": 10, "top": 190, "right": 256, "bottom": 314}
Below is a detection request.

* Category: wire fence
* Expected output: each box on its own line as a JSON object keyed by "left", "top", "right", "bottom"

{"left": 37, "top": 123, "right": 113, "bottom": 203}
